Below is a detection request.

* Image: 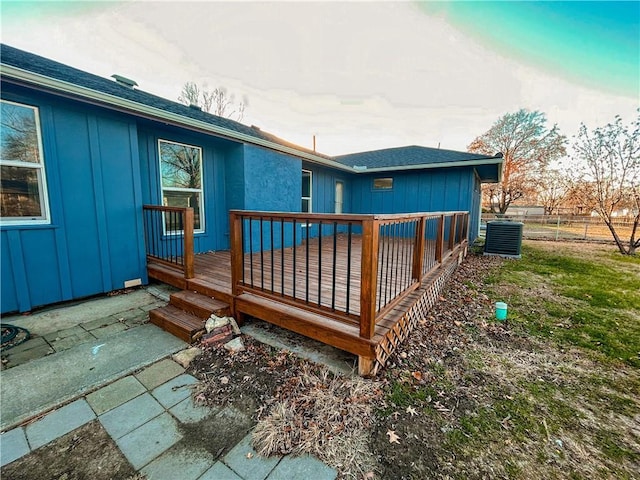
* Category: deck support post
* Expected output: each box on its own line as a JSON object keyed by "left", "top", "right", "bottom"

{"left": 412, "top": 215, "right": 426, "bottom": 281}
{"left": 184, "top": 208, "right": 195, "bottom": 279}
{"left": 435, "top": 215, "right": 444, "bottom": 265}
{"left": 229, "top": 212, "right": 244, "bottom": 297}
{"left": 358, "top": 356, "right": 375, "bottom": 376}
{"left": 448, "top": 213, "right": 457, "bottom": 251}
{"left": 359, "top": 218, "right": 379, "bottom": 339}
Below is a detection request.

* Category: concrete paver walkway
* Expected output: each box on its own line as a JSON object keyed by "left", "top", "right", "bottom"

{"left": 1, "top": 358, "right": 337, "bottom": 480}
{"left": 0, "top": 288, "right": 338, "bottom": 479}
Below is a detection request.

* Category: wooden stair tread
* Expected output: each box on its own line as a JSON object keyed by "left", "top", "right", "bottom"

{"left": 170, "top": 290, "right": 230, "bottom": 319}
{"left": 235, "top": 293, "right": 376, "bottom": 358}
{"left": 149, "top": 305, "right": 205, "bottom": 342}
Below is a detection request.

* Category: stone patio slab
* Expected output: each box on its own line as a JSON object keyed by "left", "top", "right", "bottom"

{"left": 99, "top": 393, "right": 164, "bottom": 439}
{"left": 135, "top": 358, "right": 184, "bottom": 390}
{"left": 116, "top": 412, "right": 182, "bottom": 470}
{"left": 150, "top": 373, "right": 198, "bottom": 409}
{"left": 199, "top": 461, "right": 243, "bottom": 480}
{"left": 223, "top": 433, "right": 281, "bottom": 480}
{"left": 267, "top": 454, "right": 337, "bottom": 480}
{"left": 140, "top": 444, "right": 214, "bottom": 480}
{"left": 0, "top": 427, "right": 29, "bottom": 467}
{"left": 25, "top": 399, "right": 95, "bottom": 450}
{"left": 86, "top": 376, "right": 146, "bottom": 415}
{"left": 169, "top": 396, "right": 215, "bottom": 423}
{"left": 90, "top": 322, "right": 128, "bottom": 339}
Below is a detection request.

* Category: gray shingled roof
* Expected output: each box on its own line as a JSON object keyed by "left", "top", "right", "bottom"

{"left": 0, "top": 43, "right": 331, "bottom": 160}
{"left": 335, "top": 145, "right": 499, "bottom": 169}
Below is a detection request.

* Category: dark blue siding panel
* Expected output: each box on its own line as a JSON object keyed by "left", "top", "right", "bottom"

{"left": 1, "top": 231, "right": 18, "bottom": 313}
{"left": 53, "top": 108, "right": 104, "bottom": 297}
{"left": 98, "top": 118, "right": 145, "bottom": 286}
{"left": 20, "top": 229, "right": 63, "bottom": 307}
{"left": 350, "top": 168, "right": 477, "bottom": 238}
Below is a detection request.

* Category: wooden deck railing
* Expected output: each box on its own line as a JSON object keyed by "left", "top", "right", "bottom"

{"left": 143, "top": 205, "right": 194, "bottom": 279}
{"left": 229, "top": 210, "right": 468, "bottom": 340}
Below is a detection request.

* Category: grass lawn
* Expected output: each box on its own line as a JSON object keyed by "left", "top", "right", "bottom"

{"left": 373, "top": 240, "right": 640, "bottom": 480}
{"left": 487, "top": 241, "right": 640, "bottom": 366}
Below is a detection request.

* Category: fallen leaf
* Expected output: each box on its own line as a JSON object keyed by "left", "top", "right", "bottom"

{"left": 246, "top": 452, "right": 253, "bottom": 459}
{"left": 406, "top": 406, "right": 417, "bottom": 417}
{"left": 387, "top": 430, "right": 401, "bottom": 444}
{"left": 411, "top": 371, "right": 423, "bottom": 381}
{"left": 220, "top": 376, "right": 229, "bottom": 385}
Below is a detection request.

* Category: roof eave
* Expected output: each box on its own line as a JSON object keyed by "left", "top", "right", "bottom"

{"left": 348, "top": 157, "right": 503, "bottom": 175}
{"left": 0, "top": 63, "right": 354, "bottom": 173}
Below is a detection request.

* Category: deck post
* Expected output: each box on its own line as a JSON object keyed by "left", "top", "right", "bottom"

{"left": 183, "top": 208, "right": 195, "bottom": 279}
{"left": 435, "top": 214, "right": 444, "bottom": 264}
{"left": 229, "top": 212, "right": 244, "bottom": 296}
{"left": 449, "top": 213, "right": 457, "bottom": 251}
{"left": 358, "top": 355, "right": 375, "bottom": 376}
{"left": 412, "top": 215, "right": 426, "bottom": 281}
{"left": 360, "top": 218, "right": 379, "bottom": 339}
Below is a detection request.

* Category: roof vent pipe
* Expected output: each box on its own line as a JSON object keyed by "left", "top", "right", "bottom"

{"left": 111, "top": 74, "right": 138, "bottom": 89}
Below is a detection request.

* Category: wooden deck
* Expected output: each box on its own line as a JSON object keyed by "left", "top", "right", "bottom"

{"left": 145, "top": 207, "right": 469, "bottom": 375}
{"left": 148, "top": 233, "right": 467, "bottom": 375}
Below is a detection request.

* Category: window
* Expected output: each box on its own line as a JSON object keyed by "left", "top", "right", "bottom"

{"left": 301, "top": 169, "right": 312, "bottom": 213}
{"left": 0, "top": 100, "right": 50, "bottom": 224}
{"left": 335, "top": 181, "right": 344, "bottom": 214}
{"left": 373, "top": 177, "right": 393, "bottom": 190}
{"left": 158, "top": 139, "right": 204, "bottom": 232}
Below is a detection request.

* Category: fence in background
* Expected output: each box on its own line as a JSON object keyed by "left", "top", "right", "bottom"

{"left": 481, "top": 214, "right": 633, "bottom": 242}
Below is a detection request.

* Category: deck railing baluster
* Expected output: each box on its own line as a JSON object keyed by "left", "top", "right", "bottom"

{"left": 305, "top": 220, "right": 309, "bottom": 304}
{"left": 331, "top": 222, "right": 337, "bottom": 311}
{"left": 293, "top": 220, "right": 297, "bottom": 299}
{"left": 249, "top": 218, "right": 254, "bottom": 287}
{"left": 318, "top": 221, "right": 323, "bottom": 306}
{"left": 270, "top": 218, "right": 274, "bottom": 292}
{"left": 346, "top": 223, "right": 352, "bottom": 315}
{"left": 280, "top": 220, "right": 285, "bottom": 297}
{"left": 260, "top": 219, "right": 264, "bottom": 290}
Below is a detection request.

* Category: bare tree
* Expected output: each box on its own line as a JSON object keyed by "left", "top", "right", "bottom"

{"left": 535, "top": 168, "right": 571, "bottom": 215}
{"left": 572, "top": 110, "right": 640, "bottom": 255}
{"left": 469, "top": 109, "right": 567, "bottom": 214}
{"left": 178, "top": 82, "right": 246, "bottom": 121}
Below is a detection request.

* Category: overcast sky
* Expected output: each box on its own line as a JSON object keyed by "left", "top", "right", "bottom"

{"left": 1, "top": 1, "right": 638, "bottom": 156}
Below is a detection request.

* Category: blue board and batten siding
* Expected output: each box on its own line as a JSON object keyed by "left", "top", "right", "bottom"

{"left": 1, "top": 85, "right": 147, "bottom": 313}
{"left": 350, "top": 168, "right": 481, "bottom": 237}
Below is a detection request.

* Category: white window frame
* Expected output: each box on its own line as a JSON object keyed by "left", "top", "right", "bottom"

{"left": 158, "top": 139, "right": 205, "bottom": 234}
{"left": 0, "top": 99, "right": 51, "bottom": 225}
{"left": 301, "top": 169, "right": 312, "bottom": 214}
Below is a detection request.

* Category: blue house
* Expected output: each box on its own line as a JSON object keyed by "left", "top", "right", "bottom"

{"left": 1, "top": 44, "right": 501, "bottom": 374}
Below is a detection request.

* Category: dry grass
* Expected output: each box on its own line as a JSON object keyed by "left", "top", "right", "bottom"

{"left": 252, "top": 364, "right": 381, "bottom": 479}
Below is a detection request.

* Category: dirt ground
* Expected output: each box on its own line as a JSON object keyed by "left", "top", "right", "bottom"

{"left": 2, "top": 421, "right": 140, "bottom": 480}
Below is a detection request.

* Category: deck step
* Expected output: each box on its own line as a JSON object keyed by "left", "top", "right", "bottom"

{"left": 235, "top": 293, "right": 376, "bottom": 358}
{"left": 147, "top": 262, "right": 187, "bottom": 289}
{"left": 170, "top": 290, "right": 231, "bottom": 319}
{"left": 149, "top": 305, "right": 205, "bottom": 343}
{"left": 186, "top": 277, "right": 234, "bottom": 305}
